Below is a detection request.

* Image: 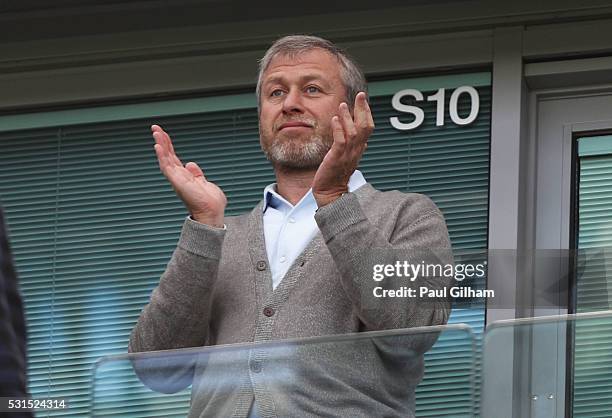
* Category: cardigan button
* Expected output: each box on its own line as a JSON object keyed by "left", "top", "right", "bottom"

{"left": 263, "top": 307, "right": 275, "bottom": 317}
{"left": 256, "top": 260, "right": 267, "bottom": 271}
{"left": 251, "top": 361, "right": 262, "bottom": 373}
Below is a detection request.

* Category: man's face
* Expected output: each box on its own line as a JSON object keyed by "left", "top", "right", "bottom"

{"left": 258, "top": 48, "right": 347, "bottom": 169}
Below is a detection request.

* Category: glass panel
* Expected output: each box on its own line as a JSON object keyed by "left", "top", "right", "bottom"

{"left": 481, "top": 311, "right": 612, "bottom": 418}
{"left": 91, "top": 325, "right": 475, "bottom": 418}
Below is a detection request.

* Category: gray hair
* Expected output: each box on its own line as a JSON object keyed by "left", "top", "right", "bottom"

{"left": 256, "top": 35, "right": 367, "bottom": 110}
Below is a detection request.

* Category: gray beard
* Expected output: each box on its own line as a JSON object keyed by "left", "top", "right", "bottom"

{"left": 262, "top": 135, "right": 331, "bottom": 169}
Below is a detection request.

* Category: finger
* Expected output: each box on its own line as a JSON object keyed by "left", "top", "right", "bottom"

{"left": 338, "top": 102, "right": 357, "bottom": 145}
{"left": 151, "top": 125, "right": 172, "bottom": 155}
{"left": 185, "top": 162, "right": 206, "bottom": 180}
{"left": 152, "top": 131, "right": 165, "bottom": 150}
{"left": 153, "top": 132, "right": 174, "bottom": 170}
{"left": 151, "top": 125, "right": 167, "bottom": 152}
{"left": 152, "top": 127, "right": 170, "bottom": 157}
{"left": 352, "top": 92, "right": 367, "bottom": 126}
{"left": 347, "top": 95, "right": 370, "bottom": 161}
{"left": 152, "top": 126, "right": 182, "bottom": 166}
{"left": 330, "top": 115, "right": 347, "bottom": 155}
{"left": 354, "top": 92, "right": 375, "bottom": 135}
{"left": 363, "top": 95, "right": 375, "bottom": 132}
{"left": 160, "top": 127, "right": 177, "bottom": 156}
{"left": 154, "top": 143, "right": 170, "bottom": 175}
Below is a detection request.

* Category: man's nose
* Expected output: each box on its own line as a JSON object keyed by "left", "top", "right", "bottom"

{"left": 282, "top": 89, "right": 304, "bottom": 113}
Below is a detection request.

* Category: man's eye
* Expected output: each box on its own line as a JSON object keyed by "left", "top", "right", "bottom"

{"left": 270, "top": 90, "right": 285, "bottom": 97}
{"left": 305, "top": 86, "right": 320, "bottom": 94}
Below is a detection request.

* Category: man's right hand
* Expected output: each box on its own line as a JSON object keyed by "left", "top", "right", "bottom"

{"left": 152, "top": 125, "right": 227, "bottom": 228}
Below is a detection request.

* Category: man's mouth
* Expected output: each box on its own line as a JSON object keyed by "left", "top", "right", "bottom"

{"left": 278, "top": 121, "right": 313, "bottom": 131}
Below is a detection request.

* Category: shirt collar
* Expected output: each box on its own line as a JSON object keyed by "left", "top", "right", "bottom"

{"left": 262, "top": 169, "right": 367, "bottom": 212}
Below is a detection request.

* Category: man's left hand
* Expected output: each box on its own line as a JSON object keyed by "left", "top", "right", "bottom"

{"left": 313, "top": 92, "right": 375, "bottom": 207}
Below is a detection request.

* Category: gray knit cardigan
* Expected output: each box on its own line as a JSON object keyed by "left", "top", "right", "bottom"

{"left": 129, "top": 183, "right": 453, "bottom": 418}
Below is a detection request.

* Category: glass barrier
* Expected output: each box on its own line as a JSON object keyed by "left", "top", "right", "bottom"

{"left": 481, "top": 310, "right": 612, "bottom": 418}
{"left": 91, "top": 324, "right": 475, "bottom": 417}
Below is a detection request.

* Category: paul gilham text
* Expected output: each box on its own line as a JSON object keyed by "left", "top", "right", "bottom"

{"left": 373, "top": 286, "right": 495, "bottom": 298}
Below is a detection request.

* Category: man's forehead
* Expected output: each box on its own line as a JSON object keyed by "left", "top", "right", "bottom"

{"left": 263, "top": 49, "right": 342, "bottom": 81}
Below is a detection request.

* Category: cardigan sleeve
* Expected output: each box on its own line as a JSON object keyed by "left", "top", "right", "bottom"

{"left": 128, "top": 217, "right": 225, "bottom": 392}
{"left": 314, "top": 191, "right": 454, "bottom": 332}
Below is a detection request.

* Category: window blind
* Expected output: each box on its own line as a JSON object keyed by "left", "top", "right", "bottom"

{"left": 0, "top": 74, "right": 490, "bottom": 417}
{"left": 573, "top": 135, "right": 612, "bottom": 417}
